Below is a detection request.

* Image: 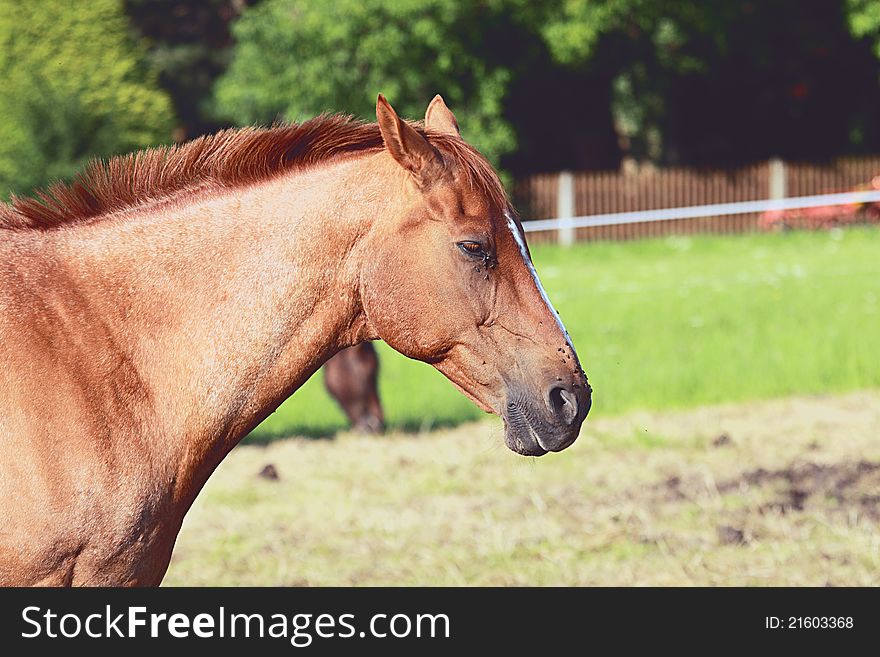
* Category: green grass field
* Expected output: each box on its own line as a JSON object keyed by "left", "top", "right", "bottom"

{"left": 251, "top": 227, "right": 880, "bottom": 440}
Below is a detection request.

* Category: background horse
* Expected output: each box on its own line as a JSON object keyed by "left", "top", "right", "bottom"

{"left": 0, "top": 95, "right": 590, "bottom": 586}
{"left": 323, "top": 343, "right": 384, "bottom": 434}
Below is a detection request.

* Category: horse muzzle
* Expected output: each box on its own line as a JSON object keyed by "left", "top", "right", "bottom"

{"left": 501, "top": 380, "right": 592, "bottom": 456}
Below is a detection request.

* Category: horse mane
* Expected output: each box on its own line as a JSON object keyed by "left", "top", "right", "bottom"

{"left": 0, "top": 114, "right": 507, "bottom": 231}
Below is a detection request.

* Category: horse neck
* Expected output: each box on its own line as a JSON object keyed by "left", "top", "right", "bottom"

{"left": 49, "top": 154, "right": 393, "bottom": 503}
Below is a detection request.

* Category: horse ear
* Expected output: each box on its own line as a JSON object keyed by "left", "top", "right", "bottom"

{"left": 425, "top": 94, "right": 460, "bottom": 136}
{"left": 376, "top": 94, "right": 444, "bottom": 184}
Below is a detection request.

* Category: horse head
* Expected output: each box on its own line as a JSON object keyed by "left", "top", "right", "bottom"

{"left": 359, "top": 95, "right": 591, "bottom": 455}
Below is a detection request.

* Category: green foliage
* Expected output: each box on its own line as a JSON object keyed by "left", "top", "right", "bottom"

{"left": 215, "top": 0, "right": 578, "bottom": 162}
{"left": 540, "top": 0, "right": 702, "bottom": 160}
{"left": 216, "top": 0, "right": 696, "bottom": 165}
{"left": 0, "top": 0, "right": 174, "bottom": 196}
{"left": 540, "top": 0, "right": 641, "bottom": 64}
{"left": 848, "top": 0, "right": 880, "bottom": 55}
{"left": 217, "top": 0, "right": 880, "bottom": 171}
{"left": 547, "top": 0, "right": 880, "bottom": 164}
{"left": 251, "top": 227, "right": 880, "bottom": 440}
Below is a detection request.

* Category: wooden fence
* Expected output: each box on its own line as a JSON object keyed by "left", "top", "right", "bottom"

{"left": 514, "top": 155, "right": 880, "bottom": 243}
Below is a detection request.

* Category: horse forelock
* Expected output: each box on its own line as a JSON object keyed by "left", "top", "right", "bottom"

{"left": 0, "top": 115, "right": 507, "bottom": 231}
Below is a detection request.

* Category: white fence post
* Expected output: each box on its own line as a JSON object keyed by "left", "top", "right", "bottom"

{"left": 769, "top": 158, "right": 786, "bottom": 200}
{"left": 557, "top": 171, "right": 575, "bottom": 246}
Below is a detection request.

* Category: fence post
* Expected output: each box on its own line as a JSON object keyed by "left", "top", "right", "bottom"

{"left": 557, "top": 170, "right": 575, "bottom": 246}
{"left": 769, "top": 158, "right": 786, "bottom": 200}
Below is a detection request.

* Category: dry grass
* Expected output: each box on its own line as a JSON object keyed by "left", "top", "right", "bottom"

{"left": 165, "top": 390, "right": 880, "bottom": 586}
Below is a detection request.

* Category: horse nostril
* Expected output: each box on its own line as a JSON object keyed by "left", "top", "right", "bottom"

{"left": 548, "top": 385, "right": 578, "bottom": 426}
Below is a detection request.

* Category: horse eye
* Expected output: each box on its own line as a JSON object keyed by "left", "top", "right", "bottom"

{"left": 457, "top": 241, "right": 485, "bottom": 256}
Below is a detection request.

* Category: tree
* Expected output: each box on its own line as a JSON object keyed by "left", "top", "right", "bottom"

{"left": 214, "top": 0, "right": 634, "bottom": 174}
{"left": 0, "top": 0, "right": 174, "bottom": 197}
{"left": 215, "top": 0, "right": 524, "bottom": 165}
{"left": 549, "top": 0, "right": 880, "bottom": 165}
{"left": 208, "top": 0, "right": 880, "bottom": 180}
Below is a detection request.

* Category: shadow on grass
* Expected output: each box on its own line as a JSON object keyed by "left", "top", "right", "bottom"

{"left": 242, "top": 413, "right": 484, "bottom": 445}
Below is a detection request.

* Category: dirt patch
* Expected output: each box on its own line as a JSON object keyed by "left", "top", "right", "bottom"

{"left": 258, "top": 464, "right": 280, "bottom": 481}
{"left": 651, "top": 459, "right": 880, "bottom": 521}
{"left": 722, "top": 460, "right": 880, "bottom": 521}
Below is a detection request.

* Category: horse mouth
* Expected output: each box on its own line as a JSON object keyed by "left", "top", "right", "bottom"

{"left": 503, "top": 402, "right": 549, "bottom": 456}
{"left": 503, "top": 396, "right": 582, "bottom": 456}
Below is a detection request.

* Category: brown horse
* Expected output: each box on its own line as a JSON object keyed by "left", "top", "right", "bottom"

{"left": 323, "top": 343, "right": 384, "bottom": 434}
{"left": 0, "top": 95, "right": 590, "bottom": 586}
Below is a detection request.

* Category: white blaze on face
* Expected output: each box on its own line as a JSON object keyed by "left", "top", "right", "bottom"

{"left": 504, "top": 210, "right": 580, "bottom": 365}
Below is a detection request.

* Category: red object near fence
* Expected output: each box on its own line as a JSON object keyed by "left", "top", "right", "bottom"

{"left": 758, "top": 176, "right": 880, "bottom": 231}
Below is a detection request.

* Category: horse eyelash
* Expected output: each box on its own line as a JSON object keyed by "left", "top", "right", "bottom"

{"left": 456, "top": 241, "right": 496, "bottom": 272}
